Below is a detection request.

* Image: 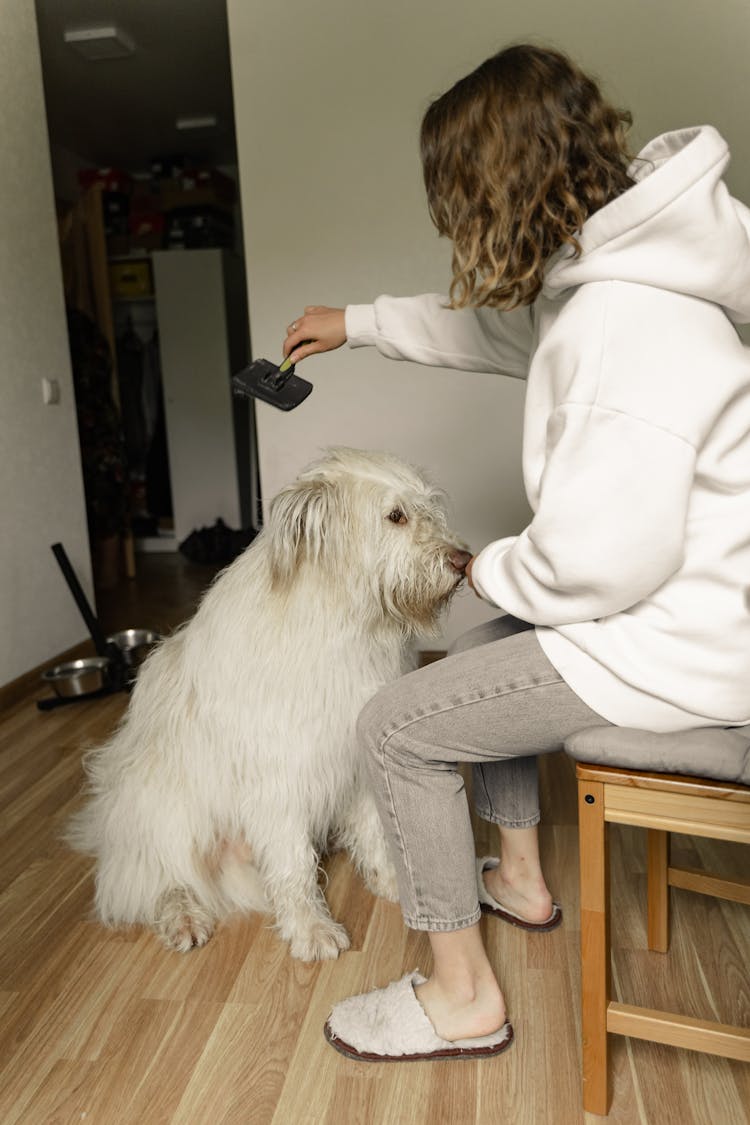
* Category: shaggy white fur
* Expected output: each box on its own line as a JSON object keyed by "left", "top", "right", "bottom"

{"left": 67, "top": 447, "right": 471, "bottom": 960}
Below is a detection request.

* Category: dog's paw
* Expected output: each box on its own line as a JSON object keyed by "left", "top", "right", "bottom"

{"left": 363, "top": 865, "right": 400, "bottom": 903}
{"left": 289, "top": 919, "right": 351, "bottom": 961}
{"left": 156, "top": 909, "right": 215, "bottom": 953}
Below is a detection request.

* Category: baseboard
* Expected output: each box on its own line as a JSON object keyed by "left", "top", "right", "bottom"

{"left": 0, "top": 639, "right": 94, "bottom": 714}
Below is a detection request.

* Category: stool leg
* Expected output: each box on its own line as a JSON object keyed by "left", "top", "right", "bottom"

{"left": 647, "top": 828, "right": 670, "bottom": 952}
{"left": 578, "top": 778, "right": 611, "bottom": 1116}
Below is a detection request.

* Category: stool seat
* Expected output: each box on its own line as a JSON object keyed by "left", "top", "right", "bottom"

{"left": 566, "top": 724, "right": 750, "bottom": 784}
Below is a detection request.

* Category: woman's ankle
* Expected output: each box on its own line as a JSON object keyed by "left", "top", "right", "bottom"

{"left": 497, "top": 862, "right": 548, "bottom": 893}
{"left": 422, "top": 923, "right": 507, "bottom": 1038}
{"left": 485, "top": 864, "right": 554, "bottom": 920}
{"left": 416, "top": 971, "right": 506, "bottom": 1040}
{"left": 431, "top": 958, "right": 500, "bottom": 1004}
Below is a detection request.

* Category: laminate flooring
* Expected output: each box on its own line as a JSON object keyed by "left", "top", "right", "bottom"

{"left": 1, "top": 556, "right": 747, "bottom": 1123}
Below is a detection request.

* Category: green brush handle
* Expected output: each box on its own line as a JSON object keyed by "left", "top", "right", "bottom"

{"left": 279, "top": 338, "right": 314, "bottom": 374}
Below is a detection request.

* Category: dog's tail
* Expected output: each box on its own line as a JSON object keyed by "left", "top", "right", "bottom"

{"left": 65, "top": 794, "right": 178, "bottom": 925}
{"left": 65, "top": 802, "right": 97, "bottom": 856}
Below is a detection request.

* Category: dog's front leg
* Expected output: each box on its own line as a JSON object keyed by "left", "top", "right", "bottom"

{"left": 260, "top": 831, "right": 351, "bottom": 961}
{"left": 335, "top": 787, "right": 400, "bottom": 904}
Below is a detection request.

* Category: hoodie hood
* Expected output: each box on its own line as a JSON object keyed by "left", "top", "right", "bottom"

{"left": 544, "top": 126, "right": 750, "bottom": 323}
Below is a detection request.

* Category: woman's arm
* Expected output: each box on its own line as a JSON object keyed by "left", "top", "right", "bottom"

{"left": 470, "top": 403, "right": 697, "bottom": 624}
{"left": 283, "top": 295, "right": 534, "bottom": 378}
{"left": 346, "top": 294, "right": 533, "bottom": 377}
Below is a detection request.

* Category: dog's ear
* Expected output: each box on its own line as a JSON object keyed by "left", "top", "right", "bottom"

{"left": 267, "top": 477, "right": 336, "bottom": 589}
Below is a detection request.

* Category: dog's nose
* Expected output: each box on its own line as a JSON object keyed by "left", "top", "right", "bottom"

{"left": 449, "top": 549, "right": 473, "bottom": 573}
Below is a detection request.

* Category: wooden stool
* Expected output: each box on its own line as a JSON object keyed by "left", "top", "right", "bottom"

{"left": 565, "top": 725, "right": 750, "bottom": 1116}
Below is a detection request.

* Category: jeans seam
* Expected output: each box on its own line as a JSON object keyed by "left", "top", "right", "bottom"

{"left": 475, "top": 765, "right": 495, "bottom": 820}
{"left": 376, "top": 737, "right": 421, "bottom": 916}
{"left": 476, "top": 810, "right": 541, "bottom": 828}
{"left": 380, "top": 676, "right": 564, "bottom": 745}
{"left": 403, "top": 906, "right": 482, "bottom": 932}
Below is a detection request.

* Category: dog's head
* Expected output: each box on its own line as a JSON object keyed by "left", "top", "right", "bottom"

{"left": 267, "top": 448, "right": 470, "bottom": 635}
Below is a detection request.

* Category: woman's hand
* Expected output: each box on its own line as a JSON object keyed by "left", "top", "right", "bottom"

{"left": 465, "top": 556, "right": 477, "bottom": 593}
{"left": 283, "top": 306, "right": 347, "bottom": 366}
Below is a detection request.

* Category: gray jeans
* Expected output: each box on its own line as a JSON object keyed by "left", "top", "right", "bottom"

{"left": 357, "top": 615, "right": 610, "bottom": 932}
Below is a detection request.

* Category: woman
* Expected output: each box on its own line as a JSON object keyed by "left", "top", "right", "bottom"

{"left": 283, "top": 44, "right": 750, "bottom": 1061}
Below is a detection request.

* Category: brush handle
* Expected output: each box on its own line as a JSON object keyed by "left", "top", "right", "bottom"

{"left": 279, "top": 338, "right": 315, "bottom": 374}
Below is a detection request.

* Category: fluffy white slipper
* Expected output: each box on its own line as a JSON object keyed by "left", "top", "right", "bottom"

{"left": 477, "top": 856, "right": 562, "bottom": 932}
{"left": 324, "top": 971, "right": 513, "bottom": 1062}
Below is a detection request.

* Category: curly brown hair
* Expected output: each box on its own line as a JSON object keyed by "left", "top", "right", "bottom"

{"left": 420, "top": 44, "right": 634, "bottom": 309}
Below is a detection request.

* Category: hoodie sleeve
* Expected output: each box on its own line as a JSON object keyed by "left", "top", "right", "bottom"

{"left": 470, "top": 402, "right": 697, "bottom": 624}
{"left": 345, "top": 294, "right": 533, "bottom": 378}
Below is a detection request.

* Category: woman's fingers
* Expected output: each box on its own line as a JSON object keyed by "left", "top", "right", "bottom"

{"left": 282, "top": 323, "right": 312, "bottom": 363}
{"left": 284, "top": 337, "right": 328, "bottom": 365}
{"left": 282, "top": 307, "right": 346, "bottom": 365}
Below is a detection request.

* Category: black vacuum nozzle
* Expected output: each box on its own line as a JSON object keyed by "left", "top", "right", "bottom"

{"left": 232, "top": 358, "right": 313, "bottom": 412}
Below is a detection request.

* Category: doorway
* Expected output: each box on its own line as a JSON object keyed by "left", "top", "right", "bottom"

{"left": 34, "top": 0, "right": 259, "bottom": 590}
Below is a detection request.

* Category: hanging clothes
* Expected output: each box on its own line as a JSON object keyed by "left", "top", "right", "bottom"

{"left": 115, "top": 316, "right": 149, "bottom": 476}
{"left": 67, "top": 308, "right": 129, "bottom": 541}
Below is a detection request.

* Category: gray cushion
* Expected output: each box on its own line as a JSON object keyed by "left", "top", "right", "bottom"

{"left": 564, "top": 725, "right": 750, "bottom": 786}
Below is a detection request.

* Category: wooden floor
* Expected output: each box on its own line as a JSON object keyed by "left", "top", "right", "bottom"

{"left": 1, "top": 556, "right": 748, "bottom": 1124}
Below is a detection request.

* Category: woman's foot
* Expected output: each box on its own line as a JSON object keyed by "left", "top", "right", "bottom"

{"left": 324, "top": 971, "right": 513, "bottom": 1061}
{"left": 482, "top": 861, "right": 554, "bottom": 924}
{"left": 414, "top": 968, "right": 506, "bottom": 1042}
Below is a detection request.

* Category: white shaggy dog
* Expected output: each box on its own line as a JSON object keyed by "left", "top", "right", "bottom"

{"left": 68, "top": 448, "right": 470, "bottom": 960}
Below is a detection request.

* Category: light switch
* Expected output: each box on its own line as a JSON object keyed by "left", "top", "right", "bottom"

{"left": 42, "top": 377, "right": 61, "bottom": 405}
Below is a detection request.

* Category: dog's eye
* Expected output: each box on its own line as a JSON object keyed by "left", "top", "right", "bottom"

{"left": 388, "top": 508, "right": 407, "bottom": 525}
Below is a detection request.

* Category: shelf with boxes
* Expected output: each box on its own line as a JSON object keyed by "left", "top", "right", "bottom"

{"left": 79, "top": 160, "right": 238, "bottom": 260}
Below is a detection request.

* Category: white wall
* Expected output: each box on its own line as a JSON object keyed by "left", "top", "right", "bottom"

{"left": 0, "top": 0, "right": 92, "bottom": 685}
{"left": 228, "top": 0, "right": 750, "bottom": 646}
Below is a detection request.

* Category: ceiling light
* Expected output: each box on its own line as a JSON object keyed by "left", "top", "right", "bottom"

{"left": 176, "top": 115, "right": 219, "bottom": 131}
{"left": 63, "top": 25, "right": 136, "bottom": 60}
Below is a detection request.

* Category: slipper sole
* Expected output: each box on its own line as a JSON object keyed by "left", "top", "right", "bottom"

{"left": 324, "top": 1020, "right": 514, "bottom": 1063}
{"left": 480, "top": 901, "right": 563, "bottom": 932}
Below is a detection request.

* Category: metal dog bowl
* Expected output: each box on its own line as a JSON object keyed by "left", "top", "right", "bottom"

{"left": 105, "top": 628, "right": 162, "bottom": 669}
{"left": 42, "top": 656, "right": 113, "bottom": 698}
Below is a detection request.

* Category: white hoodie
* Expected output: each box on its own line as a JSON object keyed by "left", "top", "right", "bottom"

{"left": 345, "top": 126, "right": 750, "bottom": 731}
